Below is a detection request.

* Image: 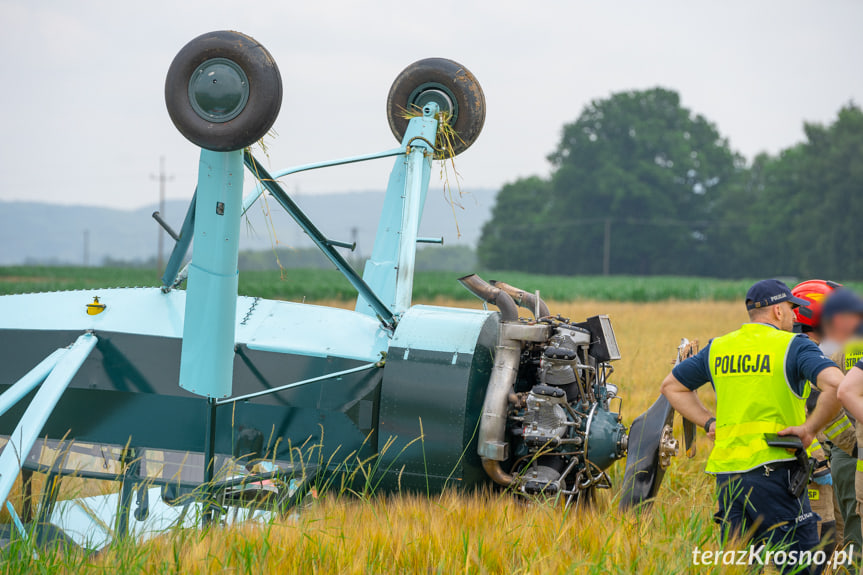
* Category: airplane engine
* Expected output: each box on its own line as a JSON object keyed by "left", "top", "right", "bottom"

{"left": 384, "top": 274, "right": 630, "bottom": 503}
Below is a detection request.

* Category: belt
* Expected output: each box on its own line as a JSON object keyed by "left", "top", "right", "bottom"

{"left": 717, "top": 460, "right": 798, "bottom": 478}
{"left": 759, "top": 460, "right": 798, "bottom": 474}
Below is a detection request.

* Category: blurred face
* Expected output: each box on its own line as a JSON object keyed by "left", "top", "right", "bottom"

{"left": 778, "top": 302, "right": 797, "bottom": 332}
{"left": 823, "top": 312, "right": 863, "bottom": 344}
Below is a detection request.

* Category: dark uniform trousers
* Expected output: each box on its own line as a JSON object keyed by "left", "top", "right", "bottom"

{"left": 716, "top": 462, "right": 821, "bottom": 574}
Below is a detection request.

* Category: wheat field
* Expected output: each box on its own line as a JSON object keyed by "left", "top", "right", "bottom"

{"left": 5, "top": 299, "right": 772, "bottom": 574}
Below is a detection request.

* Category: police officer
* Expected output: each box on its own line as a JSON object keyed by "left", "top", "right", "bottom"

{"left": 661, "top": 279, "right": 844, "bottom": 569}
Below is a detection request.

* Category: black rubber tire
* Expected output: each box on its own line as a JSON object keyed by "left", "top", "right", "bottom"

{"left": 387, "top": 58, "right": 485, "bottom": 156}
{"left": 165, "top": 31, "right": 282, "bottom": 152}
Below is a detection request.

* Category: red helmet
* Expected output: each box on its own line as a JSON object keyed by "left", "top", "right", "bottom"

{"left": 792, "top": 280, "right": 842, "bottom": 329}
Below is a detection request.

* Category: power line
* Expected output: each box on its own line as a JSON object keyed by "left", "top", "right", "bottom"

{"left": 496, "top": 216, "right": 758, "bottom": 232}
{"left": 602, "top": 219, "right": 611, "bottom": 276}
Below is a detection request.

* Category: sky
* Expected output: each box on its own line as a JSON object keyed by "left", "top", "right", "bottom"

{"left": 1, "top": 0, "right": 861, "bottom": 209}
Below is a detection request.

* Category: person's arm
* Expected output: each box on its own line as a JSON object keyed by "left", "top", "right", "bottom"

{"left": 779, "top": 337, "right": 843, "bottom": 447}
{"left": 660, "top": 373, "right": 716, "bottom": 438}
{"left": 793, "top": 367, "right": 843, "bottom": 445}
{"left": 838, "top": 365, "right": 863, "bottom": 422}
{"left": 661, "top": 344, "right": 716, "bottom": 437}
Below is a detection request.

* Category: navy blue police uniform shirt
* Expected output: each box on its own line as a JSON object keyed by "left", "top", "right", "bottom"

{"left": 671, "top": 324, "right": 836, "bottom": 396}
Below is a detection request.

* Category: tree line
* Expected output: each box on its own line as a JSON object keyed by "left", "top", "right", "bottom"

{"left": 477, "top": 88, "right": 863, "bottom": 279}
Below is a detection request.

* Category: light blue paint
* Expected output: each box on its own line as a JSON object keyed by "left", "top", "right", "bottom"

{"left": 390, "top": 305, "right": 496, "bottom": 355}
{"left": 357, "top": 105, "right": 439, "bottom": 317}
{"left": 161, "top": 190, "right": 196, "bottom": 290}
{"left": 0, "top": 332, "right": 97, "bottom": 510}
{"left": 242, "top": 146, "right": 406, "bottom": 214}
{"left": 394, "top": 138, "right": 432, "bottom": 310}
{"left": 179, "top": 149, "right": 244, "bottom": 399}
{"left": 0, "top": 288, "right": 186, "bottom": 337}
{"left": 0, "top": 348, "right": 66, "bottom": 418}
{"left": 0, "top": 289, "right": 390, "bottom": 365}
{"left": 244, "top": 153, "right": 395, "bottom": 326}
{"left": 6, "top": 501, "right": 27, "bottom": 542}
{"left": 50, "top": 486, "right": 273, "bottom": 551}
{"left": 243, "top": 300, "right": 389, "bottom": 362}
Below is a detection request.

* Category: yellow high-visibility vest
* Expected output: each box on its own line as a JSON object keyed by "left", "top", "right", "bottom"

{"left": 706, "top": 323, "right": 809, "bottom": 474}
{"left": 837, "top": 338, "right": 863, "bottom": 471}
{"left": 843, "top": 339, "right": 863, "bottom": 372}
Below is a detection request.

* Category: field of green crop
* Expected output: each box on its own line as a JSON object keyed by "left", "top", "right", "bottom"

{"left": 2, "top": 265, "right": 848, "bottom": 302}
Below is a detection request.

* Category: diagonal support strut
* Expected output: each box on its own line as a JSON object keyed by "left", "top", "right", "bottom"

{"left": 0, "top": 333, "right": 98, "bottom": 510}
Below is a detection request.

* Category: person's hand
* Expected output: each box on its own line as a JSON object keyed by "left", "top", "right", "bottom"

{"left": 778, "top": 424, "right": 814, "bottom": 449}
{"left": 706, "top": 420, "right": 716, "bottom": 441}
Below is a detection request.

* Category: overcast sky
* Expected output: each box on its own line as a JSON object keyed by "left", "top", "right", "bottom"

{"left": 1, "top": 0, "right": 861, "bottom": 210}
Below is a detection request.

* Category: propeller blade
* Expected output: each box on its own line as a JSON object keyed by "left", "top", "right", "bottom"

{"left": 618, "top": 395, "right": 675, "bottom": 511}
{"left": 675, "top": 338, "right": 699, "bottom": 458}
{"left": 683, "top": 417, "right": 697, "bottom": 458}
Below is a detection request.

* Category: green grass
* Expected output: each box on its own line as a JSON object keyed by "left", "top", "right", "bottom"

{"left": 3, "top": 266, "right": 847, "bottom": 303}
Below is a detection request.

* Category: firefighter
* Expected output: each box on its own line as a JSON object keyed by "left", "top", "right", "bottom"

{"left": 827, "top": 290, "right": 863, "bottom": 563}
{"left": 662, "top": 279, "right": 844, "bottom": 571}
{"left": 792, "top": 280, "right": 859, "bottom": 557}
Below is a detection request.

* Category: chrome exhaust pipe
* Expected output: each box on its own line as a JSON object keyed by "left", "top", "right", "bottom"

{"left": 490, "top": 280, "right": 550, "bottom": 319}
{"left": 478, "top": 329, "right": 521, "bottom": 486}
{"left": 458, "top": 274, "right": 518, "bottom": 322}
{"left": 458, "top": 273, "right": 522, "bottom": 486}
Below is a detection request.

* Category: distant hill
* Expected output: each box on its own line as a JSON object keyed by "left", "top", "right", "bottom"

{"left": 0, "top": 189, "right": 496, "bottom": 266}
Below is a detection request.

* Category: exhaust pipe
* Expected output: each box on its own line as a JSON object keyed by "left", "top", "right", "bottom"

{"left": 458, "top": 274, "right": 518, "bottom": 322}
{"left": 458, "top": 273, "right": 521, "bottom": 486}
{"left": 490, "top": 280, "right": 550, "bottom": 319}
{"left": 478, "top": 329, "right": 521, "bottom": 486}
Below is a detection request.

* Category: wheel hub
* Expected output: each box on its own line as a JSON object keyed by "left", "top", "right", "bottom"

{"left": 188, "top": 58, "right": 250, "bottom": 123}
{"left": 658, "top": 424, "right": 679, "bottom": 469}
{"left": 408, "top": 83, "right": 458, "bottom": 121}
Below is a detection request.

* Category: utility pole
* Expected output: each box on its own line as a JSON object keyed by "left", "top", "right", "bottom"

{"left": 83, "top": 229, "right": 90, "bottom": 267}
{"left": 603, "top": 218, "right": 611, "bottom": 276}
{"left": 151, "top": 157, "right": 173, "bottom": 271}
